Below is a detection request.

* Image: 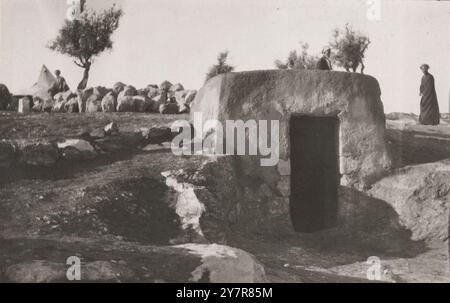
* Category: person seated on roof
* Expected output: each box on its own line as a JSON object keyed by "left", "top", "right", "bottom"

{"left": 316, "top": 48, "right": 333, "bottom": 71}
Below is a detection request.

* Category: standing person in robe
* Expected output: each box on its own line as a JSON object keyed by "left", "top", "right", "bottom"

{"left": 316, "top": 48, "right": 333, "bottom": 71}
{"left": 419, "top": 64, "right": 440, "bottom": 125}
{"left": 49, "top": 70, "right": 70, "bottom": 97}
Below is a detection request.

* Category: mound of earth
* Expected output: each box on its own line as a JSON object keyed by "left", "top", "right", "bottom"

{"left": 368, "top": 160, "right": 450, "bottom": 242}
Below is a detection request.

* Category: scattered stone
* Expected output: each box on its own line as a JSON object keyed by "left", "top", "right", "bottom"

{"left": 32, "top": 97, "right": 43, "bottom": 112}
{"left": 147, "top": 86, "right": 159, "bottom": 99}
{"left": 93, "top": 134, "right": 144, "bottom": 153}
{"left": 119, "top": 85, "right": 137, "bottom": 98}
{"left": 18, "top": 143, "right": 59, "bottom": 167}
{"left": 57, "top": 139, "right": 95, "bottom": 153}
{"left": 175, "top": 244, "right": 267, "bottom": 283}
{"left": 137, "top": 88, "right": 149, "bottom": 97}
{"left": 133, "top": 96, "right": 150, "bottom": 112}
{"left": 113, "top": 82, "right": 126, "bottom": 95}
{"left": 116, "top": 96, "right": 135, "bottom": 112}
{"left": 54, "top": 90, "right": 76, "bottom": 103}
{"left": 92, "top": 86, "right": 109, "bottom": 99}
{"left": 101, "top": 92, "right": 117, "bottom": 112}
{"left": 57, "top": 139, "right": 96, "bottom": 160}
{"left": 42, "top": 98, "right": 54, "bottom": 112}
{"left": 104, "top": 122, "right": 119, "bottom": 136}
{"left": 65, "top": 97, "right": 80, "bottom": 113}
{"left": 86, "top": 95, "right": 103, "bottom": 113}
{"left": 141, "top": 127, "right": 174, "bottom": 144}
{"left": 52, "top": 100, "right": 67, "bottom": 113}
{"left": 90, "top": 128, "right": 106, "bottom": 139}
{"left": 160, "top": 81, "right": 173, "bottom": 91}
{"left": 170, "top": 83, "right": 184, "bottom": 92}
{"left": 159, "top": 103, "right": 179, "bottom": 115}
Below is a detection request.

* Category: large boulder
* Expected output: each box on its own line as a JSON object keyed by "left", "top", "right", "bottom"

{"left": 174, "top": 90, "right": 197, "bottom": 106}
{"left": 113, "top": 82, "right": 126, "bottom": 95}
{"left": 159, "top": 81, "right": 173, "bottom": 91}
{"left": 93, "top": 86, "right": 109, "bottom": 99}
{"left": 65, "top": 97, "right": 80, "bottom": 113}
{"left": 52, "top": 100, "right": 67, "bottom": 113}
{"left": 32, "top": 97, "right": 43, "bottom": 112}
{"left": 57, "top": 139, "right": 96, "bottom": 160}
{"left": 102, "top": 92, "right": 117, "bottom": 112}
{"left": 86, "top": 95, "right": 103, "bottom": 113}
{"left": 147, "top": 86, "right": 159, "bottom": 99}
{"left": 0, "top": 83, "right": 12, "bottom": 110}
{"left": 116, "top": 96, "right": 136, "bottom": 112}
{"left": 18, "top": 143, "right": 59, "bottom": 167}
{"left": 141, "top": 127, "right": 174, "bottom": 144}
{"left": 54, "top": 90, "right": 76, "bottom": 103}
{"left": 118, "top": 85, "right": 137, "bottom": 99}
{"left": 41, "top": 98, "right": 54, "bottom": 113}
{"left": 169, "top": 83, "right": 184, "bottom": 92}
{"left": 152, "top": 93, "right": 167, "bottom": 104}
{"left": 137, "top": 88, "right": 149, "bottom": 97}
{"left": 132, "top": 96, "right": 149, "bottom": 112}
{"left": 368, "top": 160, "right": 450, "bottom": 242}
{"left": 104, "top": 122, "right": 119, "bottom": 136}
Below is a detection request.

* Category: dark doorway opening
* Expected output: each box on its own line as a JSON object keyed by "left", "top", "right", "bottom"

{"left": 289, "top": 115, "right": 339, "bottom": 232}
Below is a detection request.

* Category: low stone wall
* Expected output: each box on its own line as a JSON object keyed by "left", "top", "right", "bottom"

{"left": 11, "top": 81, "right": 196, "bottom": 115}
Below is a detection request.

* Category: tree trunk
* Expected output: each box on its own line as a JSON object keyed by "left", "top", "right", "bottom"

{"left": 77, "top": 63, "right": 91, "bottom": 91}
{"left": 360, "top": 61, "right": 365, "bottom": 74}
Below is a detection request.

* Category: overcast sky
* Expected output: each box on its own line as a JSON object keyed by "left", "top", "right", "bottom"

{"left": 0, "top": 0, "right": 449, "bottom": 113}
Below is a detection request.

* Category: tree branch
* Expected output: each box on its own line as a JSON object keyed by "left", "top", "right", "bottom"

{"left": 73, "top": 60, "right": 84, "bottom": 68}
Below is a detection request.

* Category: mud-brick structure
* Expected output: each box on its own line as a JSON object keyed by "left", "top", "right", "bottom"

{"left": 190, "top": 70, "right": 391, "bottom": 234}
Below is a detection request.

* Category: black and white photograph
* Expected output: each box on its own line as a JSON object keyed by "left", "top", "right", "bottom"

{"left": 1, "top": 0, "right": 450, "bottom": 289}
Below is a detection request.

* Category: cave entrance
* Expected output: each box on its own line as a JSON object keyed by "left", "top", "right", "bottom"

{"left": 289, "top": 115, "right": 339, "bottom": 232}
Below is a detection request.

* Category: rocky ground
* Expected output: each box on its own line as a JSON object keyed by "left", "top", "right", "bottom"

{"left": 0, "top": 112, "right": 449, "bottom": 282}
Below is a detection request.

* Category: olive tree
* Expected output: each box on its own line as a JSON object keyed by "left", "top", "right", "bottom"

{"left": 205, "top": 51, "right": 235, "bottom": 83}
{"left": 275, "top": 42, "right": 318, "bottom": 70}
{"left": 48, "top": 0, "right": 123, "bottom": 90}
{"left": 328, "top": 24, "right": 370, "bottom": 74}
